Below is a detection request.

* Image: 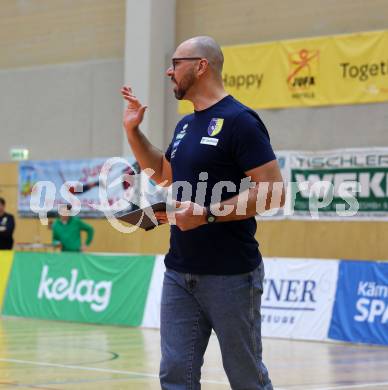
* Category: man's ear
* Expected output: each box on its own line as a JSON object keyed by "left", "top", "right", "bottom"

{"left": 197, "top": 59, "right": 209, "bottom": 76}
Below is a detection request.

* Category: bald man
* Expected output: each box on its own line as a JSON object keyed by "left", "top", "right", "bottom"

{"left": 122, "top": 36, "right": 284, "bottom": 390}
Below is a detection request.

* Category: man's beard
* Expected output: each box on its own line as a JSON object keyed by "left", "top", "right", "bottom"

{"left": 173, "top": 71, "right": 196, "bottom": 100}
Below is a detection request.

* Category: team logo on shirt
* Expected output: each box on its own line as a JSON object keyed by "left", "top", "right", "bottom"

{"left": 207, "top": 118, "right": 224, "bottom": 137}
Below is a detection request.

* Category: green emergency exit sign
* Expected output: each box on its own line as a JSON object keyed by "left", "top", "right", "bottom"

{"left": 10, "top": 148, "right": 29, "bottom": 161}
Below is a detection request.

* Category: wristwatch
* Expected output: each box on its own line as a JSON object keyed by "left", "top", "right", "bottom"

{"left": 205, "top": 206, "right": 217, "bottom": 224}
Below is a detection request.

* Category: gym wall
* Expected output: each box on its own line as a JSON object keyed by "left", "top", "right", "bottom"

{"left": 0, "top": 0, "right": 126, "bottom": 162}
{"left": 1, "top": 0, "right": 388, "bottom": 259}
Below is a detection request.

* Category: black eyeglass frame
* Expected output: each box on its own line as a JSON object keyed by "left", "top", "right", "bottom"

{"left": 171, "top": 57, "right": 204, "bottom": 70}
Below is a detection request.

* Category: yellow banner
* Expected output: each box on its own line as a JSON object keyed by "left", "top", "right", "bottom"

{"left": 179, "top": 30, "right": 388, "bottom": 113}
{"left": 0, "top": 251, "right": 14, "bottom": 311}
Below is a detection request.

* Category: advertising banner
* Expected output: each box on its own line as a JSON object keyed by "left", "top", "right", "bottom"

{"left": 18, "top": 157, "right": 141, "bottom": 218}
{"left": 2, "top": 252, "right": 155, "bottom": 326}
{"left": 141, "top": 255, "right": 340, "bottom": 342}
{"left": 141, "top": 255, "right": 166, "bottom": 328}
{"left": 261, "top": 258, "right": 339, "bottom": 340}
{"left": 329, "top": 260, "right": 388, "bottom": 346}
{"left": 258, "top": 151, "right": 290, "bottom": 220}
{"left": 289, "top": 148, "right": 388, "bottom": 220}
{"left": 179, "top": 29, "right": 388, "bottom": 113}
{"left": 16, "top": 148, "right": 388, "bottom": 222}
{"left": 0, "top": 251, "right": 14, "bottom": 311}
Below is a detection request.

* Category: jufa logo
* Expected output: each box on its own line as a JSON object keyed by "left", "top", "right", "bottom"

{"left": 287, "top": 49, "right": 319, "bottom": 90}
{"left": 37, "top": 265, "right": 112, "bottom": 312}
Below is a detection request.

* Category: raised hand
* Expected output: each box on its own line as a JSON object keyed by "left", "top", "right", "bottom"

{"left": 121, "top": 86, "right": 148, "bottom": 134}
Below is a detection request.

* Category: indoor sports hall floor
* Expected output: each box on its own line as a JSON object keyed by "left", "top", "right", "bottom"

{"left": 0, "top": 317, "right": 387, "bottom": 390}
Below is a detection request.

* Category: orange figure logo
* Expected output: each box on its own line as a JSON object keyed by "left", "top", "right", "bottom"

{"left": 287, "top": 49, "right": 319, "bottom": 90}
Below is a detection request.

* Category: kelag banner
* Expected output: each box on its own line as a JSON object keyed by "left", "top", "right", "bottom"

{"left": 18, "top": 157, "right": 140, "bottom": 218}
{"left": 2, "top": 252, "right": 155, "bottom": 326}
{"left": 289, "top": 148, "right": 388, "bottom": 220}
{"left": 261, "top": 258, "right": 338, "bottom": 340}
{"left": 2, "top": 252, "right": 388, "bottom": 346}
{"left": 329, "top": 260, "right": 388, "bottom": 346}
{"left": 179, "top": 29, "right": 388, "bottom": 113}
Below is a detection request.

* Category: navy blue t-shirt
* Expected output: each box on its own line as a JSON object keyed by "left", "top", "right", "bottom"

{"left": 164, "top": 95, "right": 276, "bottom": 275}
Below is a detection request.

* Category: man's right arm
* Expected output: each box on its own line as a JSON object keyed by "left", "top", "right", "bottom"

{"left": 125, "top": 127, "right": 172, "bottom": 186}
{"left": 121, "top": 86, "right": 172, "bottom": 186}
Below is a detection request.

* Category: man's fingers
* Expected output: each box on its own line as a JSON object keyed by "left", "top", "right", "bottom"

{"left": 122, "top": 86, "right": 133, "bottom": 93}
{"left": 121, "top": 92, "right": 132, "bottom": 102}
{"left": 126, "top": 96, "right": 140, "bottom": 104}
{"left": 122, "top": 92, "right": 137, "bottom": 101}
{"left": 121, "top": 88, "right": 130, "bottom": 96}
{"left": 121, "top": 90, "right": 135, "bottom": 98}
{"left": 124, "top": 97, "right": 142, "bottom": 110}
{"left": 121, "top": 89, "right": 137, "bottom": 102}
{"left": 167, "top": 201, "right": 181, "bottom": 212}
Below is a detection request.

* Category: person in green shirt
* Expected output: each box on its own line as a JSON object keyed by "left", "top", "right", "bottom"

{"left": 52, "top": 204, "right": 94, "bottom": 252}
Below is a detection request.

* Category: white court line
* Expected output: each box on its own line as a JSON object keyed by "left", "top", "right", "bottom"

{"left": 0, "top": 358, "right": 228, "bottom": 386}
{"left": 2, "top": 358, "right": 384, "bottom": 390}
{"left": 304, "top": 383, "right": 388, "bottom": 390}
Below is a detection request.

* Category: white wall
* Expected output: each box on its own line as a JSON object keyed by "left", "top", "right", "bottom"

{"left": 260, "top": 103, "right": 388, "bottom": 151}
{"left": 0, "top": 59, "right": 124, "bottom": 161}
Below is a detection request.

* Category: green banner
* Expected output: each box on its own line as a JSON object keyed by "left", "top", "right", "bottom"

{"left": 292, "top": 168, "right": 388, "bottom": 212}
{"left": 2, "top": 252, "right": 155, "bottom": 326}
{"left": 290, "top": 149, "right": 388, "bottom": 219}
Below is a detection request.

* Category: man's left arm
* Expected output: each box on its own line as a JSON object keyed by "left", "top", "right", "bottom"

{"left": 51, "top": 223, "right": 62, "bottom": 249}
{"left": 167, "top": 159, "right": 285, "bottom": 231}
{"left": 79, "top": 220, "right": 94, "bottom": 248}
{"left": 211, "top": 159, "right": 285, "bottom": 221}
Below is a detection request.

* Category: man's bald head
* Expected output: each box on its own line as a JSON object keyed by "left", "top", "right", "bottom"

{"left": 178, "top": 36, "right": 224, "bottom": 75}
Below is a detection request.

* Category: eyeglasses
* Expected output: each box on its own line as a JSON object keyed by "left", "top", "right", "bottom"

{"left": 171, "top": 57, "right": 203, "bottom": 70}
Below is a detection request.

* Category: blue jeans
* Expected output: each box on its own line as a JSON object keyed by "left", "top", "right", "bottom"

{"left": 160, "top": 263, "right": 273, "bottom": 390}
